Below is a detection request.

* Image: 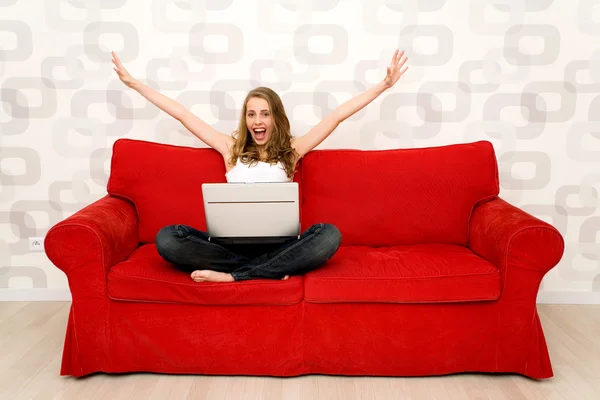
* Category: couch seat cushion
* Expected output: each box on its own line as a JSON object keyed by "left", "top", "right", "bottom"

{"left": 107, "top": 245, "right": 303, "bottom": 306}
{"left": 304, "top": 244, "right": 500, "bottom": 303}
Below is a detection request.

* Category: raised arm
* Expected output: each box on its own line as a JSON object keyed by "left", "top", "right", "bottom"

{"left": 111, "top": 51, "right": 232, "bottom": 155}
{"left": 292, "top": 49, "right": 409, "bottom": 158}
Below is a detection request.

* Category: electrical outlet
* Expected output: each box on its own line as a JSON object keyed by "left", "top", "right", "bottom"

{"left": 29, "top": 237, "right": 45, "bottom": 252}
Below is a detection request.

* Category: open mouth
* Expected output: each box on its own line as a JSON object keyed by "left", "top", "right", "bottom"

{"left": 253, "top": 128, "right": 266, "bottom": 140}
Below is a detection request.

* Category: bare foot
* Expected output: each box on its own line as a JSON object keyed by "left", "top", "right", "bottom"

{"left": 282, "top": 275, "right": 290, "bottom": 280}
{"left": 191, "top": 270, "right": 234, "bottom": 283}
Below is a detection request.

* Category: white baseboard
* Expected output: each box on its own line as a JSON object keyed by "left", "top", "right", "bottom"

{"left": 537, "top": 291, "right": 600, "bottom": 305}
{"left": 0, "top": 289, "right": 598, "bottom": 305}
{"left": 0, "top": 289, "right": 72, "bottom": 302}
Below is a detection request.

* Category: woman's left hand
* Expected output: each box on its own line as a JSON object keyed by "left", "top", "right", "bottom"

{"left": 383, "top": 49, "right": 409, "bottom": 89}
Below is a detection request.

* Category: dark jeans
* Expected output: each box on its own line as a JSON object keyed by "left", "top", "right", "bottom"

{"left": 155, "top": 223, "right": 342, "bottom": 281}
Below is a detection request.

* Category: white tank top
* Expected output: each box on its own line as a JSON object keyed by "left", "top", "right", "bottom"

{"left": 225, "top": 158, "right": 291, "bottom": 183}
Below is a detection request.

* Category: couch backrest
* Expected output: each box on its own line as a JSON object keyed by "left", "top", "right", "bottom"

{"left": 107, "top": 139, "right": 304, "bottom": 244}
{"left": 107, "top": 139, "right": 497, "bottom": 246}
{"left": 299, "top": 141, "right": 499, "bottom": 246}
{"left": 107, "top": 139, "right": 224, "bottom": 243}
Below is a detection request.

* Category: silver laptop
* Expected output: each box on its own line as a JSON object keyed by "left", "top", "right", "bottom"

{"left": 201, "top": 182, "right": 300, "bottom": 245}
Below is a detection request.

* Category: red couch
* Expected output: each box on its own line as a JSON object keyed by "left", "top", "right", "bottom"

{"left": 45, "top": 138, "right": 564, "bottom": 379}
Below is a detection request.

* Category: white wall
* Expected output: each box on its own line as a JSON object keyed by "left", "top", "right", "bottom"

{"left": 1, "top": 0, "right": 599, "bottom": 303}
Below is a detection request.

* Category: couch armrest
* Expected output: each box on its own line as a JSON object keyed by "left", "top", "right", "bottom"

{"left": 45, "top": 194, "right": 138, "bottom": 376}
{"left": 45, "top": 194, "right": 139, "bottom": 298}
{"left": 468, "top": 197, "right": 564, "bottom": 298}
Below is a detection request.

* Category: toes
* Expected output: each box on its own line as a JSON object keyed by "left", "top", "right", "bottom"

{"left": 191, "top": 270, "right": 206, "bottom": 282}
{"left": 282, "top": 275, "right": 290, "bottom": 280}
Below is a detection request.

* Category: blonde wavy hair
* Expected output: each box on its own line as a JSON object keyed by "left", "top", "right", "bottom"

{"left": 228, "top": 87, "right": 299, "bottom": 180}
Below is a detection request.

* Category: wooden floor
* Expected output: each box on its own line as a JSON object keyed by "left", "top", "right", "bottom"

{"left": 0, "top": 303, "right": 599, "bottom": 400}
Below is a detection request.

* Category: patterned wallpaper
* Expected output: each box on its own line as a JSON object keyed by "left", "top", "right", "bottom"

{"left": 0, "top": 0, "right": 599, "bottom": 302}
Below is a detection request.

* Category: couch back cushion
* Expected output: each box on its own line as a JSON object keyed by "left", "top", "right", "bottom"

{"left": 300, "top": 141, "right": 499, "bottom": 246}
{"left": 107, "top": 139, "right": 304, "bottom": 244}
{"left": 107, "top": 139, "right": 224, "bottom": 243}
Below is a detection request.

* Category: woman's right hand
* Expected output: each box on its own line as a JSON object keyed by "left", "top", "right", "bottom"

{"left": 111, "top": 51, "right": 137, "bottom": 88}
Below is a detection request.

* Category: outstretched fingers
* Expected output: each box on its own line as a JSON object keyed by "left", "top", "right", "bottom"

{"left": 394, "top": 51, "right": 409, "bottom": 76}
{"left": 390, "top": 49, "right": 398, "bottom": 68}
{"left": 398, "top": 53, "right": 408, "bottom": 68}
{"left": 390, "top": 49, "right": 407, "bottom": 73}
{"left": 111, "top": 51, "right": 123, "bottom": 69}
{"left": 393, "top": 49, "right": 404, "bottom": 65}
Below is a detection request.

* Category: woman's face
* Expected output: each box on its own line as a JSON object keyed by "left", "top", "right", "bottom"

{"left": 245, "top": 97, "right": 273, "bottom": 146}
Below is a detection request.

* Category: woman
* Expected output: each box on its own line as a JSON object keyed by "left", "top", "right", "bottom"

{"left": 111, "top": 49, "right": 409, "bottom": 283}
